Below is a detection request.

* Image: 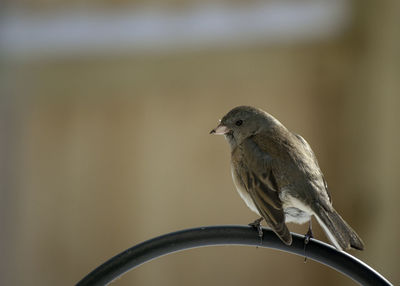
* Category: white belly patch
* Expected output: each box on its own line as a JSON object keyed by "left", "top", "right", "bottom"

{"left": 280, "top": 188, "right": 313, "bottom": 224}
{"left": 231, "top": 168, "right": 313, "bottom": 225}
{"left": 284, "top": 207, "right": 311, "bottom": 224}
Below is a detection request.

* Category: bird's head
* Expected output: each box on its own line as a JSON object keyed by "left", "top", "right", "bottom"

{"left": 210, "top": 106, "right": 278, "bottom": 149}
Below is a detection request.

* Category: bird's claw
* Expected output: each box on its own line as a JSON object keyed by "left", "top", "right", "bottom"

{"left": 304, "top": 228, "right": 313, "bottom": 245}
{"left": 249, "top": 218, "right": 264, "bottom": 243}
{"left": 304, "top": 223, "right": 313, "bottom": 263}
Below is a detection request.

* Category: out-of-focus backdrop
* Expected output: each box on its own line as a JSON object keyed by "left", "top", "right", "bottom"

{"left": 1, "top": 0, "right": 399, "bottom": 285}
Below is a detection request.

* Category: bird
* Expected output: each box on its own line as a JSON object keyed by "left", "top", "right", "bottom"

{"left": 210, "top": 105, "right": 364, "bottom": 251}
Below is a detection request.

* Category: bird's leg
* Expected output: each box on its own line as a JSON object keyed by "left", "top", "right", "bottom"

{"left": 304, "top": 219, "right": 313, "bottom": 244}
{"left": 304, "top": 219, "right": 313, "bottom": 263}
{"left": 249, "top": 217, "right": 264, "bottom": 240}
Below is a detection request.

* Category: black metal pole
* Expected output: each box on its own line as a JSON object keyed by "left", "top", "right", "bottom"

{"left": 76, "top": 225, "right": 392, "bottom": 286}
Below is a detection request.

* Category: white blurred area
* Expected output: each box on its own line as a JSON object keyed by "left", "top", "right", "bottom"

{"left": 1, "top": 0, "right": 350, "bottom": 58}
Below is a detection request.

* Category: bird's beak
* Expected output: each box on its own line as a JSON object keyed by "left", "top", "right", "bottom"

{"left": 210, "top": 124, "right": 230, "bottom": 135}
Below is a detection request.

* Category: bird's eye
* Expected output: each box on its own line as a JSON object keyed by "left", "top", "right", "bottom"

{"left": 235, "top": 120, "right": 243, "bottom": 126}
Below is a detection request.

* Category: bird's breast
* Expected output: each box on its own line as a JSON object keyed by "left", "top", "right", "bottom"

{"left": 230, "top": 165, "right": 260, "bottom": 215}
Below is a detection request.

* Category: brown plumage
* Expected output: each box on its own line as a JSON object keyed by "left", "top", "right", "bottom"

{"left": 211, "top": 106, "right": 364, "bottom": 251}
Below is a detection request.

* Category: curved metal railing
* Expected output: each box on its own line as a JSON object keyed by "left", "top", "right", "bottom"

{"left": 76, "top": 225, "right": 392, "bottom": 286}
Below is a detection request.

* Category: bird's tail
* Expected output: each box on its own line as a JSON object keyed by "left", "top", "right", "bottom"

{"left": 314, "top": 205, "right": 364, "bottom": 251}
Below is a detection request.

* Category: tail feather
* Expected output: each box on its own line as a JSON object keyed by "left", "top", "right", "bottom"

{"left": 315, "top": 206, "right": 364, "bottom": 251}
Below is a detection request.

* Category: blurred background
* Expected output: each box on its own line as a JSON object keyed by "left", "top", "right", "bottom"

{"left": 1, "top": 0, "right": 399, "bottom": 285}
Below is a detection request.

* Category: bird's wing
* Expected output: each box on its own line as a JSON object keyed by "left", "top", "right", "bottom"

{"left": 294, "top": 133, "right": 332, "bottom": 204}
{"left": 239, "top": 137, "right": 292, "bottom": 245}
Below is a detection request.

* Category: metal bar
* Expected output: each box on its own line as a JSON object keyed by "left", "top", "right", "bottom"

{"left": 76, "top": 225, "right": 392, "bottom": 286}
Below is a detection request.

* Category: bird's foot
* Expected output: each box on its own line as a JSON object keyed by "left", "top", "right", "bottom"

{"left": 249, "top": 217, "right": 264, "bottom": 243}
{"left": 304, "top": 222, "right": 313, "bottom": 263}
{"left": 304, "top": 227, "right": 313, "bottom": 245}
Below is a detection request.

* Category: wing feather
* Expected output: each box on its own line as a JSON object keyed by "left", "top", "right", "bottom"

{"left": 239, "top": 138, "right": 292, "bottom": 245}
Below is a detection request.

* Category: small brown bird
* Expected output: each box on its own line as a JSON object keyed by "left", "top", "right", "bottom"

{"left": 210, "top": 106, "right": 364, "bottom": 251}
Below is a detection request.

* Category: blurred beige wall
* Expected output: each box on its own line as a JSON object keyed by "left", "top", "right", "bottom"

{"left": 1, "top": 1, "right": 399, "bottom": 286}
